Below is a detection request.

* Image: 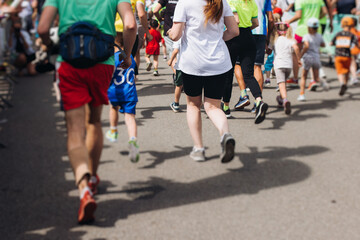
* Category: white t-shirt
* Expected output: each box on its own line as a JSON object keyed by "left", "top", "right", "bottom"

{"left": 274, "top": 36, "right": 295, "bottom": 69}
{"left": 173, "top": 0, "right": 233, "bottom": 76}
{"left": 302, "top": 33, "right": 324, "bottom": 60}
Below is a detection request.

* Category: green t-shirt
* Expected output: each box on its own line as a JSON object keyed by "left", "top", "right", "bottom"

{"left": 227, "top": 0, "right": 258, "bottom": 28}
{"left": 43, "top": 0, "right": 130, "bottom": 65}
{"left": 294, "top": 0, "right": 325, "bottom": 37}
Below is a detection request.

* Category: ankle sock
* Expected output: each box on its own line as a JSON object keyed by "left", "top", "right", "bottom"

{"left": 240, "top": 89, "right": 247, "bottom": 98}
{"left": 223, "top": 104, "right": 229, "bottom": 111}
{"left": 255, "top": 99, "right": 261, "bottom": 107}
{"left": 110, "top": 126, "right": 117, "bottom": 133}
{"left": 80, "top": 186, "right": 92, "bottom": 199}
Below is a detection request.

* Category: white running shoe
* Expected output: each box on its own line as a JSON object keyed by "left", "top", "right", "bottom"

{"left": 321, "top": 80, "right": 330, "bottom": 91}
{"left": 297, "top": 94, "right": 306, "bottom": 102}
{"left": 128, "top": 139, "right": 140, "bottom": 163}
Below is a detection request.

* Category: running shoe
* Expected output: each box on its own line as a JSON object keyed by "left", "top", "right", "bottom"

{"left": 308, "top": 81, "right": 319, "bottom": 91}
{"left": 339, "top": 84, "right": 347, "bottom": 96}
{"left": 153, "top": 70, "right": 159, "bottom": 76}
{"left": 284, "top": 100, "right": 291, "bottom": 115}
{"left": 297, "top": 94, "right": 306, "bottom": 101}
{"left": 146, "top": 62, "right": 152, "bottom": 71}
{"left": 88, "top": 175, "right": 100, "bottom": 195}
{"left": 321, "top": 80, "right": 330, "bottom": 91}
{"left": 190, "top": 147, "right": 206, "bottom": 162}
{"left": 250, "top": 103, "right": 256, "bottom": 113}
{"left": 78, "top": 188, "right": 96, "bottom": 224}
{"left": 106, "top": 130, "right": 118, "bottom": 143}
{"left": 163, "top": 55, "right": 167, "bottom": 60}
{"left": 275, "top": 86, "right": 280, "bottom": 92}
{"left": 128, "top": 139, "right": 140, "bottom": 163}
{"left": 221, "top": 102, "right": 231, "bottom": 118}
{"left": 349, "top": 78, "right": 359, "bottom": 85}
{"left": 170, "top": 102, "right": 180, "bottom": 113}
{"left": 265, "top": 79, "right": 271, "bottom": 87}
{"left": 254, "top": 101, "right": 268, "bottom": 124}
{"left": 286, "top": 78, "right": 298, "bottom": 87}
{"left": 234, "top": 95, "right": 250, "bottom": 110}
{"left": 220, "top": 133, "right": 235, "bottom": 163}
{"left": 276, "top": 95, "right": 283, "bottom": 107}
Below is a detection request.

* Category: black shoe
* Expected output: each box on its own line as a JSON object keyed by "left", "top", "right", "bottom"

{"left": 254, "top": 101, "right": 268, "bottom": 124}
{"left": 339, "top": 84, "right": 347, "bottom": 96}
{"left": 221, "top": 102, "right": 231, "bottom": 118}
{"left": 220, "top": 133, "right": 235, "bottom": 163}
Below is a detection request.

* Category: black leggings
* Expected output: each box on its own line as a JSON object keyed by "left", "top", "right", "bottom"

{"left": 222, "top": 27, "right": 262, "bottom": 103}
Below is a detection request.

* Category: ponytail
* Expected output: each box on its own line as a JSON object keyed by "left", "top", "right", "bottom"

{"left": 204, "top": 0, "right": 223, "bottom": 25}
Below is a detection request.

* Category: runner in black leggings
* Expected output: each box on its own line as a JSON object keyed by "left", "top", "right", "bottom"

{"left": 222, "top": 0, "right": 268, "bottom": 124}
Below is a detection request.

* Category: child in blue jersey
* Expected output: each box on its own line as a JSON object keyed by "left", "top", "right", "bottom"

{"left": 106, "top": 31, "right": 139, "bottom": 163}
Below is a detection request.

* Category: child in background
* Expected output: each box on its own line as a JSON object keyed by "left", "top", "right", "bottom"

{"left": 349, "top": 17, "right": 360, "bottom": 85}
{"left": 297, "top": 18, "right": 325, "bottom": 101}
{"left": 273, "top": 22, "right": 301, "bottom": 114}
{"left": 106, "top": 28, "right": 140, "bottom": 163}
{"left": 264, "top": 8, "right": 283, "bottom": 87}
{"left": 331, "top": 17, "right": 359, "bottom": 96}
{"left": 145, "top": 19, "right": 162, "bottom": 76}
{"left": 167, "top": 39, "right": 183, "bottom": 112}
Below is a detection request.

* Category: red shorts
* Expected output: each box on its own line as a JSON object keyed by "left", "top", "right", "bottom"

{"left": 295, "top": 34, "right": 303, "bottom": 44}
{"left": 58, "top": 62, "right": 114, "bottom": 111}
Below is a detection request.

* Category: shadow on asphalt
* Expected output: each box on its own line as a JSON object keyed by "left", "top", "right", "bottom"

{"left": 90, "top": 145, "right": 327, "bottom": 229}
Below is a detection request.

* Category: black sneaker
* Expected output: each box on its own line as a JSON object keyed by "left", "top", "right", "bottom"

{"left": 254, "top": 101, "right": 268, "bottom": 124}
{"left": 339, "top": 84, "right": 347, "bottom": 96}
{"left": 220, "top": 133, "right": 235, "bottom": 163}
{"left": 221, "top": 102, "right": 231, "bottom": 118}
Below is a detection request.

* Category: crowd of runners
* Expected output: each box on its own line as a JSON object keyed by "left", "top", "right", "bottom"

{"left": 1, "top": 0, "right": 360, "bottom": 225}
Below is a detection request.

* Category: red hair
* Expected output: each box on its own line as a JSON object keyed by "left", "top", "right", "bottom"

{"left": 204, "top": 0, "right": 223, "bottom": 25}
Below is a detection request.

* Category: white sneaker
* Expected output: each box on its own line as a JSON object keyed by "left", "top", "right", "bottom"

{"left": 349, "top": 78, "right": 359, "bottom": 85}
{"left": 321, "top": 80, "right": 330, "bottom": 91}
{"left": 190, "top": 147, "right": 206, "bottom": 162}
{"left": 128, "top": 139, "right": 140, "bottom": 163}
{"left": 297, "top": 94, "right": 306, "bottom": 101}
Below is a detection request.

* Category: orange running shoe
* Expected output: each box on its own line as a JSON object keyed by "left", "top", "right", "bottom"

{"left": 308, "top": 81, "right": 319, "bottom": 91}
{"left": 78, "top": 189, "right": 97, "bottom": 224}
{"left": 286, "top": 78, "right": 298, "bottom": 87}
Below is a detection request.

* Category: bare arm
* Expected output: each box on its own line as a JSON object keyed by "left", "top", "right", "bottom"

{"left": 286, "top": 9, "right": 302, "bottom": 24}
{"left": 167, "top": 22, "right": 185, "bottom": 41}
{"left": 266, "top": 11, "right": 274, "bottom": 45}
{"left": 233, "top": 12, "right": 240, "bottom": 25}
{"left": 37, "top": 6, "right": 58, "bottom": 46}
{"left": 153, "top": 3, "right": 163, "bottom": 21}
{"left": 251, "top": 17, "right": 259, "bottom": 30}
{"left": 136, "top": 2, "right": 152, "bottom": 41}
{"left": 223, "top": 15, "right": 239, "bottom": 41}
{"left": 167, "top": 48, "right": 179, "bottom": 66}
{"left": 300, "top": 41, "right": 309, "bottom": 58}
{"left": 285, "top": 3, "right": 294, "bottom": 12}
{"left": 292, "top": 43, "right": 302, "bottom": 66}
{"left": 118, "top": 2, "right": 137, "bottom": 69}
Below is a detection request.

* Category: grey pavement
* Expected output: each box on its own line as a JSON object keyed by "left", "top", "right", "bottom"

{"left": 1, "top": 53, "right": 360, "bottom": 240}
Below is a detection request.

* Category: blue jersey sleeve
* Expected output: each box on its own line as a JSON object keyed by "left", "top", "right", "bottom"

{"left": 265, "top": 0, "right": 272, "bottom": 12}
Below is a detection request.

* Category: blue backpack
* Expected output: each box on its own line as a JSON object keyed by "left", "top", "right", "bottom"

{"left": 59, "top": 21, "right": 114, "bottom": 69}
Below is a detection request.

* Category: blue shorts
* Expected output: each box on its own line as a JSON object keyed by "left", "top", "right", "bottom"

{"left": 110, "top": 101, "right": 137, "bottom": 115}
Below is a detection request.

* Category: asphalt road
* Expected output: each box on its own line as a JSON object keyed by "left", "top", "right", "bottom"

{"left": 1, "top": 54, "right": 360, "bottom": 240}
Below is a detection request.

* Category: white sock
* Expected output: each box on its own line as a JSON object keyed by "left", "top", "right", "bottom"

{"left": 80, "top": 186, "right": 92, "bottom": 199}
{"left": 193, "top": 146, "right": 205, "bottom": 152}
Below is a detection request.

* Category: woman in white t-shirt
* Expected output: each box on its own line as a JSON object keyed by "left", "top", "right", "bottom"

{"left": 273, "top": 22, "right": 301, "bottom": 114}
{"left": 167, "top": 0, "right": 238, "bottom": 163}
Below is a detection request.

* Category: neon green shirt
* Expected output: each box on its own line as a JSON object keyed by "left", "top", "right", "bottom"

{"left": 44, "top": 0, "right": 131, "bottom": 65}
{"left": 295, "top": 0, "right": 325, "bottom": 37}
{"left": 227, "top": 0, "right": 258, "bottom": 28}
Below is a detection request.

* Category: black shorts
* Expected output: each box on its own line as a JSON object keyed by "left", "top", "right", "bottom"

{"left": 26, "top": 53, "right": 36, "bottom": 64}
{"left": 174, "top": 69, "right": 183, "bottom": 86}
{"left": 254, "top": 35, "right": 266, "bottom": 65}
{"left": 182, "top": 71, "right": 227, "bottom": 99}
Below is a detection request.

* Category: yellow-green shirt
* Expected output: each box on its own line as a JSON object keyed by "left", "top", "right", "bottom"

{"left": 227, "top": 0, "right": 258, "bottom": 28}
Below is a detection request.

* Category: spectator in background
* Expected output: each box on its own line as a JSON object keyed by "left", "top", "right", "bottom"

{"left": 8, "top": 14, "right": 37, "bottom": 75}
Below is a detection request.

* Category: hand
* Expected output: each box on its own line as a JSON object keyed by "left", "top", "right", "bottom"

{"left": 119, "top": 56, "right": 132, "bottom": 69}
{"left": 266, "top": 46, "right": 272, "bottom": 55}
{"left": 167, "top": 59, "right": 172, "bottom": 66}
